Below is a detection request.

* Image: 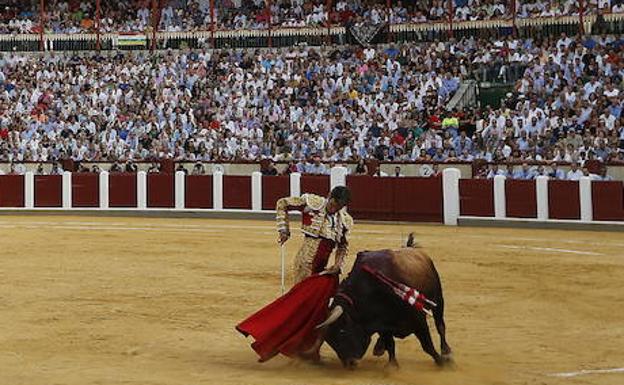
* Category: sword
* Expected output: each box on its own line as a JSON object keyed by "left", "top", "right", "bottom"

{"left": 280, "top": 244, "right": 286, "bottom": 295}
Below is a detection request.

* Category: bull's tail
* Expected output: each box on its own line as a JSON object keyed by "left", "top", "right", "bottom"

{"left": 405, "top": 233, "right": 420, "bottom": 248}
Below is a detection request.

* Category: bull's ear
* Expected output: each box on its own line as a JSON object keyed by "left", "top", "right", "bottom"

{"left": 316, "top": 305, "right": 343, "bottom": 329}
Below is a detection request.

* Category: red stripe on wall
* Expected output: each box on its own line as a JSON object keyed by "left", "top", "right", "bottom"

{"left": 394, "top": 177, "right": 443, "bottom": 222}
{"left": 592, "top": 181, "right": 624, "bottom": 221}
{"left": 0, "top": 175, "right": 25, "bottom": 207}
{"left": 346, "top": 176, "right": 388, "bottom": 219}
{"left": 548, "top": 180, "right": 580, "bottom": 220}
{"left": 301, "top": 175, "right": 330, "bottom": 196}
{"left": 459, "top": 179, "right": 494, "bottom": 217}
{"left": 185, "top": 175, "right": 213, "bottom": 209}
{"left": 34, "top": 175, "right": 62, "bottom": 207}
{"left": 262, "top": 175, "right": 290, "bottom": 210}
{"left": 109, "top": 173, "right": 137, "bottom": 208}
{"left": 147, "top": 173, "right": 174, "bottom": 208}
{"left": 346, "top": 176, "right": 443, "bottom": 222}
{"left": 505, "top": 180, "right": 537, "bottom": 218}
{"left": 72, "top": 173, "right": 99, "bottom": 207}
{"left": 223, "top": 175, "right": 251, "bottom": 209}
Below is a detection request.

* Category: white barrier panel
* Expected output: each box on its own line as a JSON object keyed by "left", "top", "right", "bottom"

{"left": 213, "top": 171, "right": 223, "bottom": 210}
{"left": 99, "top": 171, "right": 109, "bottom": 209}
{"left": 137, "top": 171, "right": 147, "bottom": 209}
{"left": 330, "top": 167, "right": 348, "bottom": 190}
{"left": 442, "top": 168, "right": 461, "bottom": 226}
{"left": 175, "top": 171, "right": 185, "bottom": 209}
{"left": 579, "top": 177, "right": 593, "bottom": 222}
{"left": 289, "top": 172, "right": 301, "bottom": 197}
{"left": 252, "top": 172, "right": 262, "bottom": 211}
{"left": 494, "top": 175, "right": 506, "bottom": 219}
{"left": 536, "top": 176, "right": 549, "bottom": 220}
{"left": 62, "top": 171, "right": 72, "bottom": 209}
{"left": 25, "top": 172, "right": 34, "bottom": 209}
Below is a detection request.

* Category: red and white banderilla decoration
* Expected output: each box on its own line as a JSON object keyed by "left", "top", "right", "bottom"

{"left": 362, "top": 265, "right": 437, "bottom": 316}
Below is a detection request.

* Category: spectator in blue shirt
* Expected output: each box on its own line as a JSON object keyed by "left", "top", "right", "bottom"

{"left": 306, "top": 156, "right": 327, "bottom": 175}
{"left": 486, "top": 164, "right": 505, "bottom": 179}
{"left": 548, "top": 162, "right": 566, "bottom": 180}
{"left": 453, "top": 131, "right": 472, "bottom": 154}
{"left": 513, "top": 163, "right": 535, "bottom": 180}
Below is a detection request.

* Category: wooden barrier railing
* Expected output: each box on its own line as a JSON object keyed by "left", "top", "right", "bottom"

{"left": 1, "top": 168, "right": 622, "bottom": 226}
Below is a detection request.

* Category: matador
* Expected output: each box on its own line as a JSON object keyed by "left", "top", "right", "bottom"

{"left": 275, "top": 186, "right": 353, "bottom": 284}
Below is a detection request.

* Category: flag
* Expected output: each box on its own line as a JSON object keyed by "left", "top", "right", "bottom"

{"left": 117, "top": 34, "right": 147, "bottom": 47}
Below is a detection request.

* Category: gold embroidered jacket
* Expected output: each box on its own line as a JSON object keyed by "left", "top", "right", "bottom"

{"left": 276, "top": 194, "right": 353, "bottom": 265}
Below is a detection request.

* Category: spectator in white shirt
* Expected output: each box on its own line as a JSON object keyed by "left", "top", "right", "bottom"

{"left": 566, "top": 162, "right": 584, "bottom": 181}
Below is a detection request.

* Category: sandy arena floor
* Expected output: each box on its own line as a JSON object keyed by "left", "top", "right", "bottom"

{"left": 0, "top": 215, "right": 623, "bottom": 385}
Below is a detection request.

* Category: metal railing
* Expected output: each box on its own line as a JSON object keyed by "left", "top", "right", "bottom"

{"left": 447, "top": 80, "right": 478, "bottom": 111}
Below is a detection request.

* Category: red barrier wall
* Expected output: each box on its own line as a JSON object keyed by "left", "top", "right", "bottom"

{"left": 109, "top": 173, "right": 137, "bottom": 208}
{"left": 592, "top": 181, "right": 624, "bottom": 221}
{"left": 459, "top": 179, "right": 494, "bottom": 217}
{"left": 185, "top": 175, "right": 213, "bottom": 209}
{"left": 505, "top": 180, "right": 537, "bottom": 218}
{"left": 0, "top": 175, "right": 24, "bottom": 207}
{"left": 223, "top": 175, "right": 251, "bottom": 209}
{"left": 72, "top": 173, "right": 99, "bottom": 207}
{"left": 548, "top": 180, "right": 580, "bottom": 220}
{"left": 301, "top": 176, "right": 330, "bottom": 196}
{"left": 394, "top": 177, "right": 443, "bottom": 222}
{"left": 147, "top": 174, "right": 174, "bottom": 208}
{"left": 346, "top": 176, "right": 389, "bottom": 219}
{"left": 262, "top": 176, "right": 290, "bottom": 210}
{"left": 34, "top": 175, "right": 62, "bottom": 207}
{"left": 346, "top": 176, "right": 443, "bottom": 222}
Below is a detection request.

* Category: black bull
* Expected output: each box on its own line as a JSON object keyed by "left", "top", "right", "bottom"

{"left": 316, "top": 243, "right": 452, "bottom": 368}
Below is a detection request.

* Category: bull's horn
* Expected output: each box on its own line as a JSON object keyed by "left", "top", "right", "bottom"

{"left": 316, "top": 305, "right": 343, "bottom": 329}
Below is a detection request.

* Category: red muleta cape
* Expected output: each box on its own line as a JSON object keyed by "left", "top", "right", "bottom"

{"left": 236, "top": 274, "right": 338, "bottom": 362}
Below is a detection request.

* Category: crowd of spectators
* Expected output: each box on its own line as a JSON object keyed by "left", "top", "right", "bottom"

{"left": 0, "top": 0, "right": 623, "bottom": 35}
{"left": 0, "top": 33, "right": 623, "bottom": 173}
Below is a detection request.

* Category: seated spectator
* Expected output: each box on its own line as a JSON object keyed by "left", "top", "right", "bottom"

{"left": 306, "top": 156, "right": 327, "bottom": 175}
{"left": 566, "top": 162, "right": 584, "bottom": 181}
{"left": 372, "top": 165, "right": 388, "bottom": 177}
{"left": 262, "top": 160, "right": 279, "bottom": 176}
{"left": 191, "top": 162, "right": 206, "bottom": 175}
{"left": 176, "top": 163, "right": 188, "bottom": 175}
{"left": 76, "top": 163, "right": 90, "bottom": 173}
{"left": 430, "top": 163, "right": 442, "bottom": 178}
{"left": 296, "top": 158, "right": 310, "bottom": 174}
{"left": 487, "top": 163, "right": 505, "bottom": 179}
{"left": 126, "top": 160, "right": 138, "bottom": 173}
{"left": 50, "top": 162, "right": 64, "bottom": 175}
{"left": 280, "top": 161, "right": 297, "bottom": 175}
{"left": 354, "top": 159, "right": 368, "bottom": 175}
{"left": 109, "top": 161, "right": 123, "bottom": 173}
{"left": 594, "top": 167, "right": 614, "bottom": 181}
{"left": 549, "top": 162, "right": 566, "bottom": 180}
{"left": 147, "top": 162, "right": 161, "bottom": 173}
{"left": 513, "top": 162, "right": 535, "bottom": 180}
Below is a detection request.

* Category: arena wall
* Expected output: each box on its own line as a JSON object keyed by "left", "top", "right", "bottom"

{"left": 0, "top": 169, "right": 622, "bottom": 227}
{"left": 2, "top": 162, "right": 624, "bottom": 180}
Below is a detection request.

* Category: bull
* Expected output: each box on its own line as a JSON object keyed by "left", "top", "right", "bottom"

{"left": 316, "top": 234, "right": 452, "bottom": 369}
